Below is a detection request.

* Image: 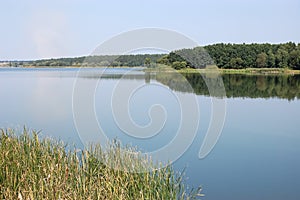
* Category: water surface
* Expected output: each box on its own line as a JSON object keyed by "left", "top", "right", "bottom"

{"left": 0, "top": 67, "right": 299, "bottom": 200}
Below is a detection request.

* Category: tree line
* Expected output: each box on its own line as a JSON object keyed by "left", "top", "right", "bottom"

{"left": 9, "top": 42, "right": 300, "bottom": 69}
{"left": 157, "top": 42, "right": 300, "bottom": 69}
{"left": 204, "top": 42, "right": 300, "bottom": 69}
{"left": 17, "top": 54, "right": 163, "bottom": 67}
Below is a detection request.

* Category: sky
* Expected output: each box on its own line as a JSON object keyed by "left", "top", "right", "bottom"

{"left": 1, "top": 0, "right": 299, "bottom": 60}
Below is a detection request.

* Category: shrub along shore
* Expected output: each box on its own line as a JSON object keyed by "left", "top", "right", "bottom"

{"left": 0, "top": 129, "right": 203, "bottom": 200}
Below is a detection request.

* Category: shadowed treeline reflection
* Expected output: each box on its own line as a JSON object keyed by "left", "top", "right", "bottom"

{"left": 77, "top": 70, "right": 300, "bottom": 100}
{"left": 156, "top": 73, "right": 300, "bottom": 100}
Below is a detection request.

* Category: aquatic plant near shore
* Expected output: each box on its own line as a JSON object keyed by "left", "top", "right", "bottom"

{"left": 0, "top": 129, "right": 203, "bottom": 199}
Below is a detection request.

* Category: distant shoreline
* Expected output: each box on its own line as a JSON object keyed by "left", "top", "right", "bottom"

{"left": 1, "top": 65, "right": 300, "bottom": 75}
{"left": 0, "top": 65, "right": 145, "bottom": 69}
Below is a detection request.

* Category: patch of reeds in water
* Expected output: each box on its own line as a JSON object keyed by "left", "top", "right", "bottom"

{"left": 0, "top": 129, "right": 203, "bottom": 199}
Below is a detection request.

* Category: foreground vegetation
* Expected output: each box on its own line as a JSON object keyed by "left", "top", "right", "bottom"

{"left": 0, "top": 129, "right": 202, "bottom": 200}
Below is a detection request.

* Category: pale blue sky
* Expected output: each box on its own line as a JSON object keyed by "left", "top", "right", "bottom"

{"left": 1, "top": 0, "right": 299, "bottom": 60}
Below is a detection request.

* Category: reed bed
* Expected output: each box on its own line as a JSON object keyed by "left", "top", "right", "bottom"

{"left": 0, "top": 129, "right": 203, "bottom": 199}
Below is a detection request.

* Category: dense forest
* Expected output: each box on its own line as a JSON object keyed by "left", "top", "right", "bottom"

{"left": 158, "top": 42, "right": 300, "bottom": 69}
{"left": 5, "top": 42, "right": 300, "bottom": 69}
{"left": 205, "top": 42, "right": 300, "bottom": 69}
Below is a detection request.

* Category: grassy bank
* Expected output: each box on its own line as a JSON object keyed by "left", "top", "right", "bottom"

{"left": 177, "top": 67, "right": 300, "bottom": 75}
{"left": 0, "top": 129, "right": 203, "bottom": 200}
{"left": 144, "top": 65, "right": 300, "bottom": 75}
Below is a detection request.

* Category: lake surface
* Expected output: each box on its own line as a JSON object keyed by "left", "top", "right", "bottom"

{"left": 1, "top": 67, "right": 300, "bottom": 200}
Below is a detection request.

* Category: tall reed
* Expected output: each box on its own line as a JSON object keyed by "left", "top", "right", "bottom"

{"left": 0, "top": 129, "right": 203, "bottom": 199}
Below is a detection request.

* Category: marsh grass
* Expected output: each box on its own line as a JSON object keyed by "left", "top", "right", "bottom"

{"left": 0, "top": 129, "right": 203, "bottom": 199}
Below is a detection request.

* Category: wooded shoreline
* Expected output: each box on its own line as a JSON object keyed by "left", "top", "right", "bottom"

{"left": 2, "top": 42, "right": 300, "bottom": 71}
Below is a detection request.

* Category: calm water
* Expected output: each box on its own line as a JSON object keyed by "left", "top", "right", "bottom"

{"left": 1, "top": 67, "right": 300, "bottom": 200}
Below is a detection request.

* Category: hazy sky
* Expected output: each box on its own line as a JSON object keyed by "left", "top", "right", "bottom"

{"left": 1, "top": 0, "right": 299, "bottom": 60}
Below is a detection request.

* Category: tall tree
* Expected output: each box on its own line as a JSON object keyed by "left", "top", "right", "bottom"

{"left": 144, "top": 57, "right": 151, "bottom": 66}
{"left": 276, "top": 48, "right": 289, "bottom": 68}
{"left": 267, "top": 50, "right": 276, "bottom": 68}
{"left": 172, "top": 61, "right": 187, "bottom": 70}
{"left": 256, "top": 53, "right": 267, "bottom": 68}
{"left": 229, "top": 57, "right": 244, "bottom": 69}
{"left": 289, "top": 50, "right": 300, "bottom": 69}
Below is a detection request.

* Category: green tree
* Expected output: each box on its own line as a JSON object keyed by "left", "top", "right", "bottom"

{"left": 157, "top": 55, "right": 170, "bottom": 65}
{"left": 172, "top": 61, "right": 187, "bottom": 70}
{"left": 267, "top": 50, "right": 275, "bottom": 68}
{"left": 276, "top": 48, "right": 289, "bottom": 68}
{"left": 289, "top": 50, "right": 300, "bottom": 69}
{"left": 111, "top": 61, "right": 121, "bottom": 67}
{"left": 229, "top": 57, "right": 244, "bottom": 69}
{"left": 256, "top": 53, "right": 267, "bottom": 68}
{"left": 144, "top": 57, "right": 151, "bottom": 67}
